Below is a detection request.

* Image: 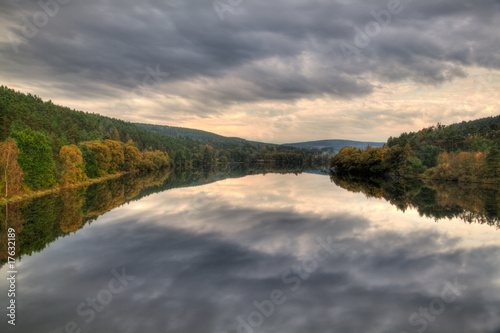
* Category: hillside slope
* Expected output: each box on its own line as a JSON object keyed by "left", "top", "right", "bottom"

{"left": 135, "top": 123, "right": 254, "bottom": 149}
{"left": 330, "top": 115, "right": 500, "bottom": 182}
{"left": 284, "top": 139, "right": 384, "bottom": 152}
{"left": 0, "top": 86, "right": 195, "bottom": 154}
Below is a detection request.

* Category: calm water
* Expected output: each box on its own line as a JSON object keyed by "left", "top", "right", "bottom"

{"left": 1, "top": 170, "right": 499, "bottom": 333}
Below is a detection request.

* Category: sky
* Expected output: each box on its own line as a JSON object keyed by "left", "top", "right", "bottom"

{"left": 0, "top": 0, "right": 499, "bottom": 143}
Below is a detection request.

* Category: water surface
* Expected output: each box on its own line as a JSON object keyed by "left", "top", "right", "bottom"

{"left": 1, "top": 170, "right": 499, "bottom": 333}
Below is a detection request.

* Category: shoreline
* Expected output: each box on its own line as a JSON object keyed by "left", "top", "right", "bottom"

{"left": 0, "top": 171, "right": 130, "bottom": 205}
{"left": 330, "top": 171, "right": 500, "bottom": 185}
{"left": 406, "top": 174, "right": 500, "bottom": 185}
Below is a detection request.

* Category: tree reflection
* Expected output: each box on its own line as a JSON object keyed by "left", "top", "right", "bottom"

{"left": 0, "top": 202, "right": 24, "bottom": 266}
{"left": 330, "top": 173, "right": 500, "bottom": 228}
{"left": 60, "top": 188, "right": 85, "bottom": 233}
{"left": 0, "top": 166, "right": 308, "bottom": 268}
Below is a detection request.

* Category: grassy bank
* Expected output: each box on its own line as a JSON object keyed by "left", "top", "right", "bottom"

{"left": 0, "top": 171, "right": 129, "bottom": 205}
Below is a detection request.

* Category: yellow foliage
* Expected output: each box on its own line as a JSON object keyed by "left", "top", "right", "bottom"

{"left": 104, "top": 140, "right": 125, "bottom": 173}
{"left": 59, "top": 144, "right": 88, "bottom": 186}
{"left": 124, "top": 145, "right": 142, "bottom": 171}
{"left": 426, "top": 151, "right": 486, "bottom": 181}
{"left": 0, "top": 139, "right": 23, "bottom": 197}
{"left": 81, "top": 141, "right": 111, "bottom": 176}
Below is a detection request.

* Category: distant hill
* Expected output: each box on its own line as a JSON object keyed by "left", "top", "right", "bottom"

{"left": 283, "top": 139, "right": 385, "bottom": 153}
{"left": 137, "top": 124, "right": 384, "bottom": 155}
{"left": 134, "top": 123, "right": 254, "bottom": 149}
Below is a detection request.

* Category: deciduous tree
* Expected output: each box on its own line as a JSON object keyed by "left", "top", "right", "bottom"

{"left": 0, "top": 139, "right": 23, "bottom": 197}
{"left": 104, "top": 140, "right": 125, "bottom": 173}
{"left": 81, "top": 141, "right": 111, "bottom": 176}
{"left": 59, "top": 144, "right": 88, "bottom": 186}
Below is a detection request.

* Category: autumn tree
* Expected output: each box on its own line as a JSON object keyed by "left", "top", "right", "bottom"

{"left": 80, "top": 141, "right": 111, "bottom": 176}
{"left": 124, "top": 145, "right": 142, "bottom": 171}
{"left": 104, "top": 140, "right": 125, "bottom": 173}
{"left": 0, "top": 139, "right": 23, "bottom": 197}
{"left": 140, "top": 150, "right": 170, "bottom": 171}
{"left": 383, "top": 144, "right": 411, "bottom": 175}
{"left": 59, "top": 144, "right": 88, "bottom": 186}
{"left": 425, "top": 151, "right": 486, "bottom": 181}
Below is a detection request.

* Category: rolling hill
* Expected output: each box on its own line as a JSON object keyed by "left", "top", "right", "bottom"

{"left": 283, "top": 139, "right": 385, "bottom": 153}
{"left": 134, "top": 123, "right": 256, "bottom": 149}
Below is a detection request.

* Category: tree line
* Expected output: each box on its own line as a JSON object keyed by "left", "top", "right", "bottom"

{"left": 330, "top": 117, "right": 500, "bottom": 182}
{"left": 0, "top": 127, "right": 170, "bottom": 197}
{"left": 0, "top": 86, "right": 328, "bottom": 199}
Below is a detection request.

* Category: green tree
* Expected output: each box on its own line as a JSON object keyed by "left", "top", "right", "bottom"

{"left": 12, "top": 129, "right": 57, "bottom": 189}
{"left": 419, "top": 145, "right": 439, "bottom": 168}
{"left": 81, "top": 141, "right": 111, "bottom": 176}
{"left": 486, "top": 146, "right": 500, "bottom": 178}
{"left": 201, "top": 144, "right": 217, "bottom": 166}
{"left": 80, "top": 144, "right": 99, "bottom": 178}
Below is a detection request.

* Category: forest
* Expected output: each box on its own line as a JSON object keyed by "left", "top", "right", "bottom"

{"left": 330, "top": 116, "right": 500, "bottom": 182}
{"left": 0, "top": 86, "right": 328, "bottom": 200}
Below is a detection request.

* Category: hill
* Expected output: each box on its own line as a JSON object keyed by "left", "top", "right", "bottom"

{"left": 135, "top": 123, "right": 257, "bottom": 149}
{"left": 0, "top": 86, "right": 195, "bottom": 154}
{"left": 330, "top": 115, "right": 500, "bottom": 182}
{"left": 283, "top": 139, "right": 384, "bottom": 153}
{"left": 387, "top": 115, "right": 500, "bottom": 152}
{"left": 0, "top": 86, "right": 325, "bottom": 166}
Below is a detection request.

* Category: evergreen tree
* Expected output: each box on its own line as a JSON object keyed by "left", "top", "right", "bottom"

{"left": 11, "top": 129, "right": 57, "bottom": 190}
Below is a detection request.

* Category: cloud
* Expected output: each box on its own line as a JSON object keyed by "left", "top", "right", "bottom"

{"left": 0, "top": 0, "right": 499, "bottom": 141}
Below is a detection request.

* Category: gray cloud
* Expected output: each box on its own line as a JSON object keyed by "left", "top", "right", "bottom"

{"left": 0, "top": 0, "right": 499, "bottom": 124}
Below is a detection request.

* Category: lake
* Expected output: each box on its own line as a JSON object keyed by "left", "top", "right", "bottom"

{"left": 1, "top": 168, "right": 499, "bottom": 333}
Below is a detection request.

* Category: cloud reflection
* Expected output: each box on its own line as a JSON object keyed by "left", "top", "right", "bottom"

{"left": 0, "top": 173, "right": 499, "bottom": 333}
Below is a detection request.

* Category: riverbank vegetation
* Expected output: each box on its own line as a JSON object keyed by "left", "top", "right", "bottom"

{"left": 0, "top": 128, "right": 170, "bottom": 201}
{"left": 0, "top": 86, "right": 328, "bottom": 201}
{"left": 330, "top": 116, "right": 500, "bottom": 182}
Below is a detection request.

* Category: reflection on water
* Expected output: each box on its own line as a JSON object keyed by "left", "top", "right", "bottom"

{"left": 0, "top": 164, "right": 307, "bottom": 266}
{"left": 0, "top": 169, "right": 499, "bottom": 333}
{"left": 0, "top": 169, "right": 171, "bottom": 266}
{"left": 330, "top": 173, "right": 500, "bottom": 229}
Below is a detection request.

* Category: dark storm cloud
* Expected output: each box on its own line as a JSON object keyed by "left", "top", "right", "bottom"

{"left": 0, "top": 0, "right": 499, "bottom": 108}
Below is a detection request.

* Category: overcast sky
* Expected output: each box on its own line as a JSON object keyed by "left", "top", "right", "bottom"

{"left": 1, "top": 0, "right": 499, "bottom": 143}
